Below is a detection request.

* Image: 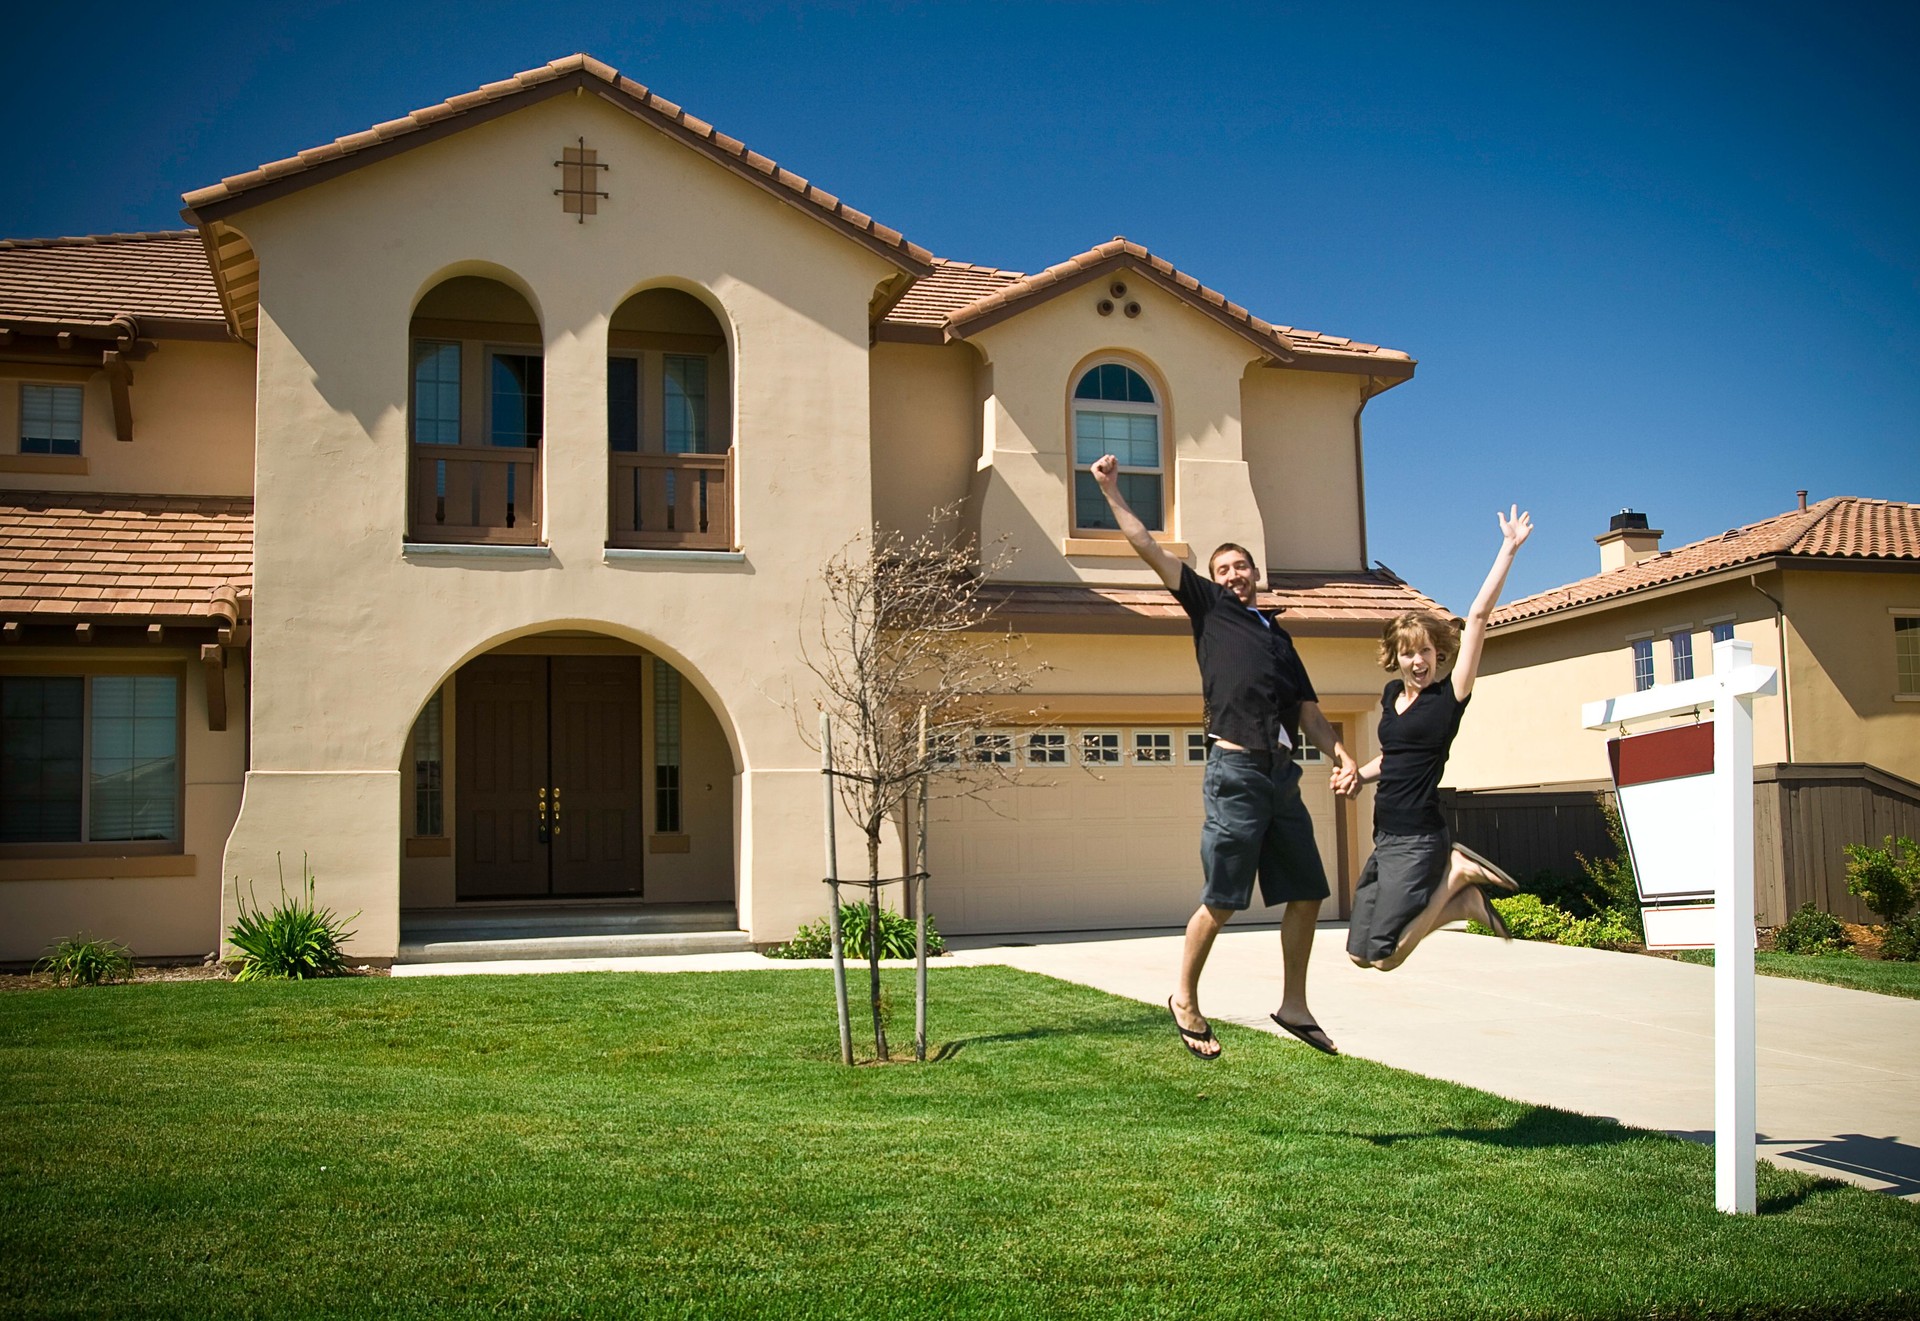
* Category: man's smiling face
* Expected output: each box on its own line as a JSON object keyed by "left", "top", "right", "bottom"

{"left": 1209, "top": 548, "right": 1258, "bottom": 605}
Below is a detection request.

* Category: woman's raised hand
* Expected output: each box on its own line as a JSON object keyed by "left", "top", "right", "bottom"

{"left": 1498, "top": 506, "right": 1533, "bottom": 551}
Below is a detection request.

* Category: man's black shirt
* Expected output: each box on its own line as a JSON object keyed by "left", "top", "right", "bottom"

{"left": 1172, "top": 564, "right": 1317, "bottom": 753}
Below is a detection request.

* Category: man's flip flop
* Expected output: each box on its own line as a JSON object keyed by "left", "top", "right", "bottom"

{"left": 1269, "top": 1013, "right": 1339, "bottom": 1056}
{"left": 1453, "top": 842, "right": 1519, "bottom": 892}
{"left": 1168, "top": 997, "right": 1220, "bottom": 1062}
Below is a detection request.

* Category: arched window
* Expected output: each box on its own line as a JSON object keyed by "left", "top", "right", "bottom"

{"left": 1071, "top": 362, "right": 1163, "bottom": 533}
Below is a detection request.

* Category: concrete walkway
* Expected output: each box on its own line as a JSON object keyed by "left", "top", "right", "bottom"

{"left": 945, "top": 922, "right": 1920, "bottom": 1200}
{"left": 395, "top": 922, "right": 1920, "bottom": 1199}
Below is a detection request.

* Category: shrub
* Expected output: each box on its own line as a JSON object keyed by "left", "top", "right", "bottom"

{"left": 1842, "top": 835, "right": 1919, "bottom": 924}
{"left": 1478, "top": 893, "right": 1574, "bottom": 942}
{"left": 1880, "top": 916, "right": 1920, "bottom": 963}
{"left": 36, "top": 935, "right": 134, "bottom": 986}
{"left": 228, "top": 855, "right": 358, "bottom": 982}
{"left": 1773, "top": 902, "right": 1850, "bottom": 957}
{"left": 766, "top": 901, "right": 944, "bottom": 960}
{"left": 1517, "top": 868, "right": 1601, "bottom": 919}
{"left": 1574, "top": 799, "right": 1644, "bottom": 942}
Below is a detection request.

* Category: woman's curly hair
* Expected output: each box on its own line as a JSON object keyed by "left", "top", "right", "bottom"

{"left": 1378, "top": 611, "right": 1462, "bottom": 673}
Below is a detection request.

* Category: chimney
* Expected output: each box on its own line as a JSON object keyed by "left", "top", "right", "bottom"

{"left": 1796, "top": 489, "right": 1808, "bottom": 511}
{"left": 1596, "top": 509, "right": 1663, "bottom": 573}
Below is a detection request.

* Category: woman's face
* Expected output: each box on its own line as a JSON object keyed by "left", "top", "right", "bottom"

{"left": 1397, "top": 637, "right": 1439, "bottom": 692}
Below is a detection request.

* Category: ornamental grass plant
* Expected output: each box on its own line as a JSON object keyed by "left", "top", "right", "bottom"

{"left": 226, "top": 854, "right": 358, "bottom": 982}
{"left": 33, "top": 935, "right": 134, "bottom": 987}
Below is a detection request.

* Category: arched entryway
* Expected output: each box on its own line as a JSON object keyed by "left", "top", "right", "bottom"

{"left": 398, "top": 631, "right": 735, "bottom": 914}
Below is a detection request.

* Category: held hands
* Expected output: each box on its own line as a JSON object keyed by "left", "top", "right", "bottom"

{"left": 1329, "top": 757, "right": 1360, "bottom": 798}
{"left": 1498, "top": 505, "right": 1533, "bottom": 552}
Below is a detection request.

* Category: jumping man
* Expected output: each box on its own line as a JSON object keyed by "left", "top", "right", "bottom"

{"left": 1090, "top": 454, "right": 1355, "bottom": 1060}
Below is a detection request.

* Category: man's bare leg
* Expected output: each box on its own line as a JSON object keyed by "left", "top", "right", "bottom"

{"left": 1172, "top": 904, "right": 1232, "bottom": 1059}
{"left": 1274, "top": 898, "right": 1322, "bottom": 1026}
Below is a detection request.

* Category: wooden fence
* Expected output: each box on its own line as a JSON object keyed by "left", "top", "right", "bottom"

{"left": 1444, "top": 763, "right": 1920, "bottom": 928}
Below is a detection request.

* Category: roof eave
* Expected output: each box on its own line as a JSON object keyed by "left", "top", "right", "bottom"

{"left": 181, "top": 66, "right": 933, "bottom": 279}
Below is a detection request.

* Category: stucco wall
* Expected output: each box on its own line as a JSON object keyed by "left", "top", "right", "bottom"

{"left": 1447, "top": 576, "right": 1792, "bottom": 790}
{"left": 0, "top": 341, "right": 256, "bottom": 497}
{"left": 217, "top": 92, "right": 900, "bottom": 951}
{"left": 0, "top": 648, "right": 247, "bottom": 963}
{"left": 965, "top": 281, "right": 1269, "bottom": 586}
{"left": 1773, "top": 566, "right": 1920, "bottom": 781}
{"left": 1240, "top": 366, "right": 1367, "bottom": 575}
{"left": 869, "top": 341, "right": 979, "bottom": 540}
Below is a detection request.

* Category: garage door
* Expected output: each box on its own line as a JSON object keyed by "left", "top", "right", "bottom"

{"left": 928, "top": 727, "right": 1340, "bottom": 935}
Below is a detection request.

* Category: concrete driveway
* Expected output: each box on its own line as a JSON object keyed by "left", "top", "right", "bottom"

{"left": 947, "top": 921, "right": 1920, "bottom": 1199}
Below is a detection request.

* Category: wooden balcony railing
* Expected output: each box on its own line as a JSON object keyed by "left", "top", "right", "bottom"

{"left": 409, "top": 445, "right": 541, "bottom": 545}
{"left": 609, "top": 451, "right": 733, "bottom": 550}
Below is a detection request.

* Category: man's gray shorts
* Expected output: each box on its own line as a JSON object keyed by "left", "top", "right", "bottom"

{"left": 1199, "top": 746, "right": 1331, "bottom": 911}
{"left": 1345, "top": 828, "right": 1452, "bottom": 963}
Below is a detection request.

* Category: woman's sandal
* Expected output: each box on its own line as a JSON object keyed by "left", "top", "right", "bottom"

{"left": 1470, "top": 883, "right": 1513, "bottom": 941}
{"left": 1453, "top": 842, "right": 1519, "bottom": 892}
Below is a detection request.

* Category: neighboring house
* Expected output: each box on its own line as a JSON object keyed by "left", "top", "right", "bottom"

{"left": 1447, "top": 496, "right": 1920, "bottom": 924}
{"left": 0, "top": 54, "right": 1442, "bottom": 964}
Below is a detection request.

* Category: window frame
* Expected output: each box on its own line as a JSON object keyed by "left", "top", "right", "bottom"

{"left": 1185, "top": 730, "right": 1210, "bottom": 764}
{"left": 19, "top": 382, "right": 84, "bottom": 456}
{"left": 971, "top": 730, "right": 1014, "bottom": 765}
{"left": 1630, "top": 638, "right": 1656, "bottom": 692}
{"left": 1132, "top": 729, "right": 1175, "bottom": 765}
{"left": 0, "top": 667, "right": 185, "bottom": 858}
{"left": 1895, "top": 613, "right": 1920, "bottom": 698}
{"left": 1024, "top": 729, "right": 1068, "bottom": 766}
{"left": 1669, "top": 629, "right": 1695, "bottom": 683}
{"left": 1078, "top": 727, "right": 1123, "bottom": 766}
{"left": 1069, "top": 358, "right": 1168, "bottom": 535}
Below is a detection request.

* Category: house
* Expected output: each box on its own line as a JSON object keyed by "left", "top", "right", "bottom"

{"left": 1446, "top": 495, "right": 1920, "bottom": 924}
{"left": 0, "top": 55, "right": 1443, "bottom": 965}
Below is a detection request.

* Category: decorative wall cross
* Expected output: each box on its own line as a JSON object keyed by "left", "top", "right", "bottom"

{"left": 553, "top": 138, "right": 610, "bottom": 222}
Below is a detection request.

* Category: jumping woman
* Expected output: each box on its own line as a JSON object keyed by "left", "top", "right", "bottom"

{"left": 1338, "top": 506, "right": 1532, "bottom": 971}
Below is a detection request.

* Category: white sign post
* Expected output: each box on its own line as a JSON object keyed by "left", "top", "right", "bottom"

{"left": 1582, "top": 638, "right": 1777, "bottom": 1215}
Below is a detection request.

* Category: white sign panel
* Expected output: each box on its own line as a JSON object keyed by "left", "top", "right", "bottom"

{"left": 1609, "top": 722, "right": 1717, "bottom": 904}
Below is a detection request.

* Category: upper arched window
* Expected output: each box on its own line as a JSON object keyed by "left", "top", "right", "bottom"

{"left": 1071, "top": 362, "right": 1163, "bottom": 532}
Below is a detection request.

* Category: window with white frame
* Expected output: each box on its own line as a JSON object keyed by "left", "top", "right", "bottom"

{"left": 0, "top": 674, "right": 180, "bottom": 846}
{"left": 20, "top": 384, "right": 83, "bottom": 456}
{"left": 1079, "top": 728, "right": 1122, "bottom": 765}
{"left": 1670, "top": 630, "right": 1695, "bottom": 683}
{"left": 1897, "top": 617, "right": 1920, "bottom": 696}
{"left": 1025, "top": 730, "right": 1068, "bottom": 765}
{"left": 1071, "top": 362, "right": 1163, "bottom": 532}
{"left": 1631, "top": 638, "right": 1655, "bottom": 692}
{"left": 1710, "top": 622, "right": 1735, "bottom": 646}
{"left": 1186, "top": 730, "right": 1209, "bottom": 764}
{"left": 971, "top": 731, "right": 1013, "bottom": 764}
{"left": 1132, "top": 729, "right": 1174, "bottom": 764}
{"left": 1291, "top": 742, "right": 1323, "bottom": 763}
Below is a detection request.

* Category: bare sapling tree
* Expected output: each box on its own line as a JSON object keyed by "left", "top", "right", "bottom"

{"left": 802, "top": 508, "right": 1045, "bottom": 1060}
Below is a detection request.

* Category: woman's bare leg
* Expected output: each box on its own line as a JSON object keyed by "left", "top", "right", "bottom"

{"left": 1373, "top": 853, "right": 1500, "bottom": 971}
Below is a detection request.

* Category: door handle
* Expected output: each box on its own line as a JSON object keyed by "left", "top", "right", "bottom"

{"left": 551, "top": 787, "right": 561, "bottom": 837}
{"left": 538, "top": 787, "right": 550, "bottom": 844}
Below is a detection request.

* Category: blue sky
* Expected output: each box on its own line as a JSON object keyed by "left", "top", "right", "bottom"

{"left": 4, "top": 1, "right": 1914, "bottom": 612}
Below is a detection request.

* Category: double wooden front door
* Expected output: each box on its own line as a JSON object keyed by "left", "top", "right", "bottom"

{"left": 455, "top": 655, "right": 644, "bottom": 899}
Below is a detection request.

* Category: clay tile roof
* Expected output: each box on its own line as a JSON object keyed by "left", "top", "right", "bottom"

{"left": 883, "top": 259, "right": 1027, "bottom": 328}
{"left": 1494, "top": 496, "right": 1920, "bottom": 627}
{"left": 983, "top": 568, "right": 1442, "bottom": 634}
{"left": 0, "top": 232, "right": 226, "bottom": 331}
{"left": 924, "top": 238, "right": 1412, "bottom": 371}
{"left": 181, "top": 53, "right": 932, "bottom": 273}
{"left": 0, "top": 491, "right": 253, "bottom": 627}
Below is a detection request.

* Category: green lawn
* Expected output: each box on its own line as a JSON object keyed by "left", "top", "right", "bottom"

{"left": 2, "top": 968, "right": 1916, "bottom": 1319}
{"left": 1672, "top": 950, "right": 1920, "bottom": 1000}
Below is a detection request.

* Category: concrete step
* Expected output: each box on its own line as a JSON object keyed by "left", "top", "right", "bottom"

{"left": 397, "top": 928, "right": 755, "bottom": 964}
